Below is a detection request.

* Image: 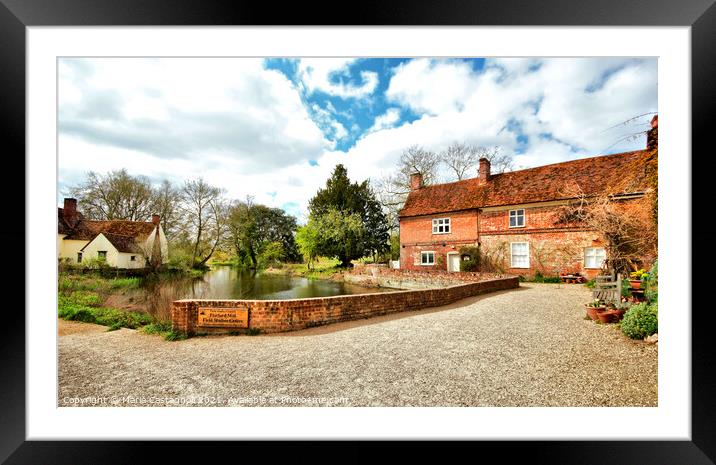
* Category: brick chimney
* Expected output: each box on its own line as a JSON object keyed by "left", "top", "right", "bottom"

{"left": 409, "top": 172, "right": 424, "bottom": 190}
{"left": 646, "top": 114, "right": 658, "bottom": 150}
{"left": 62, "top": 198, "right": 80, "bottom": 228}
{"left": 152, "top": 214, "right": 160, "bottom": 226}
{"left": 478, "top": 157, "right": 491, "bottom": 183}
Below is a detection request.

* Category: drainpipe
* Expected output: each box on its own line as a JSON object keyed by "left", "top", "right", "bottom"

{"left": 476, "top": 208, "right": 481, "bottom": 247}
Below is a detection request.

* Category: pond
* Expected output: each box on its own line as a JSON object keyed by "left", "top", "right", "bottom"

{"left": 134, "top": 266, "right": 398, "bottom": 321}
{"left": 182, "top": 266, "right": 397, "bottom": 300}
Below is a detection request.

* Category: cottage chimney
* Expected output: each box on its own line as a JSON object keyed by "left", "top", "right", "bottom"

{"left": 409, "top": 172, "right": 424, "bottom": 190}
{"left": 62, "top": 198, "right": 80, "bottom": 228}
{"left": 478, "top": 157, "right": 491, "bottom": 183}
{"left": 152, "top": 214, "right": 160, "bottom": 226}
{"left": 646, "top": 114, "right": 658, "bottom": 150}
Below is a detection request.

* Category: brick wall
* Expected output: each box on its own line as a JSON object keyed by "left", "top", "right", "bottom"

{"left": 399, "top": 201, "right": 616, "bottom": 277}
{"left": 171, "top": 276, "right": 519, "bottom": 336}
{"left": 345, "top": 265, "right": 505, "bottom": 289}
{"left": 480, "top": 230, "right": 605, "bottom": 279}
{"left": 399, "top": 210, "right": 478, "bottom": 270}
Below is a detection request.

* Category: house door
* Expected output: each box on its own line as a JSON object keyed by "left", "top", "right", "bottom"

{"left": 447, "top": 253, "right": 460, "bottom": 272}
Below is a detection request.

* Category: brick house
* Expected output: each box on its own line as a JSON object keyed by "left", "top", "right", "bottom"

{"left": 398, "top": 117, "right": 657, "bottom": 278}
{"left": 57, "top": 198, "right": 169, "bottom": 269}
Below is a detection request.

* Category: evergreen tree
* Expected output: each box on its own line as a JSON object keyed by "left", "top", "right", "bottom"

{"left": 307, "top": 164, "right": 389, "bottom": 266}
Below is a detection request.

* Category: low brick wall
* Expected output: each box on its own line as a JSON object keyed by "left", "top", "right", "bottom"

{"left": 345, "top": 265, "right": 507, "bottom": 290}
{"left": 171, "top": 276, "right": 519, "bottom": 336}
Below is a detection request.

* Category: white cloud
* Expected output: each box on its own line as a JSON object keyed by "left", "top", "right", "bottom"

{"left": 297, "top": 58, "right": 378, "bottom": 98}
{"left": 310, "top": 103, "right": 348, "bottom": 141}
{"left": 386, "top": 59, "right": 479, "bottom": 115}
{"left": 384, "top": 57, "right": 657, "bottom": 168}
{"left": 59, "top": 58, "right": 330, "bottom": 173}
{"left": 368, "top": 108, "right": 401, "bottom": 133}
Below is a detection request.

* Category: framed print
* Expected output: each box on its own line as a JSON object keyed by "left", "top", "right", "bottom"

{"left": 3, "top": 0, "right": 715, "bottom": 462}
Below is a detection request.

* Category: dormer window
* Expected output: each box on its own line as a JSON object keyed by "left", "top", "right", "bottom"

{"left": 509, "top": 209, "right": 525, "bottom": 228}
{"left": 432, "top": 218, "right": 451, "bottom": 234}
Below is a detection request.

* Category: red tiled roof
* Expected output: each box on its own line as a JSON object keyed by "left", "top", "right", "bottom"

{"left": 399, "top": 150, "right": 653, "bottom": 218}
{"left": 60, "top": 217, "right": 156, "bottom": 241}
{"left": 80, "top": 232, "right": 145, "bottom": 254}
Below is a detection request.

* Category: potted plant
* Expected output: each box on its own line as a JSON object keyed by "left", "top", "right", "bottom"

{"left": 596, "top": 309, "right": 615, "bottom": 324}
{"left": 599, "top": 301, "right": 628, "bottom": 324}
{"left": 611, "top": 301, "right": 631, "bottom": 321}
{"left": 629, "top": 269, "right": 648, "bottom": 289}
{"left": 585, "top": 299, "right": 606, "bottom": 321}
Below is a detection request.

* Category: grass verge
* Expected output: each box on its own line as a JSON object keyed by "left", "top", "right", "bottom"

{"left": 58, "top": 294, "right": 152, "bottom": 330}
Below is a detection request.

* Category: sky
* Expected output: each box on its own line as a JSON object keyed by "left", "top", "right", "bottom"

{"left": 58, "top": 57, "right": 657, "bottom": 222}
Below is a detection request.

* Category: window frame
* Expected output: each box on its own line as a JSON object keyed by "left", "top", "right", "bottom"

{"left": 431, "top": 217, "right": 451, "bottom": 234}
{"left": 420, "top": 251, "right": 436, "bottom": 266}
{"left": 130, "top": 255, "right": 137, "bottom": 261}
{"left": 77, "top": 252, "right": 82, "bottom": 263}
{"left": 509, "top": 209, "right": 526, "bottom": 228}
{"left": 97, "top": 250, "right": 107, "bottom": 261}
{"left": 584, "top": 247, "right": 607, "bottom": 269}
{"left": 510, "top": 242, "right": 530, "bottom": 269}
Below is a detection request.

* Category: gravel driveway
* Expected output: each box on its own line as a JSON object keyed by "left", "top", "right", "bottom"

{"left": 58, "top": 283, "right": 657, "bottom": 407}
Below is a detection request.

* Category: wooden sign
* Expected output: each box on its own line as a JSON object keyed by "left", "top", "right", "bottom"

{"left": 198, "top": 307, "right": 249, "bottom": 328}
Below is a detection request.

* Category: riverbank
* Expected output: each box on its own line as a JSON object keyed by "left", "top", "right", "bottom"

{"left": 262, "top": 257, "right": 347, "bottom": 281}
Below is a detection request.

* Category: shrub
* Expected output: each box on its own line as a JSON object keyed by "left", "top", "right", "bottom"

{"left": 620, "top": 302, "right": 658, "bottom": 339}
{"left": 621, "top": 278, "right": 632, "bottom": 298}
{"left": 458, "top": 246, "right": 480, "bottom": 272}
{"left": 164, "top": 330, "right": 187, "bottom": 341}
{"left": 107, "top": 322, "right": 123, "bottom": 332}
{"left": 68, "top": 291, "right": 102, "bottom": 307}
{"left": 142, "top": 321, "right": 173, "bottom": 335}
{"left": 58, "top": 296, "right": 151, "bottom": 330}
{"left": 645, "top": 260, "right": 658, "bottom": 303}
{"left": 584, "top": 279, "right": 596, "bottom": 289}
{"left": 58, "top": 301, "right": 97, "bottom": 323}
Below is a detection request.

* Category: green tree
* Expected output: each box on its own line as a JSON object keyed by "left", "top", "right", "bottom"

{"left": 389, "top": 232, "right": 401, "bottom": 261}
{"left": 308, "top": 164, "right": 389, "bottom": 265}
{"left": 296, "top": 222, "right": 321, "bottom": 269}
{"left": 358, "top": 181, "right": 390, "bottom": 262}
{"left": 312, "top": 208, "right": 366, "bottom": 267}
{"left": 227, "top": 196, "right": 300, "bottom": 269}
{"left": 258, "top": 241, "right": 285, "bottom": 268}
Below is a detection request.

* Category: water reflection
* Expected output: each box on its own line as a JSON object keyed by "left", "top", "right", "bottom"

{"left": 194, "top": 267, "right": 395, "bottom": 300}
{"left": 138, "top": 266, "right": 396, "bottom": 321}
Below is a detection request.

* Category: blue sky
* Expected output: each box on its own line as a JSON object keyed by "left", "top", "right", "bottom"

{"left": 58, "top": 57, "right": 657, "bottom": 221}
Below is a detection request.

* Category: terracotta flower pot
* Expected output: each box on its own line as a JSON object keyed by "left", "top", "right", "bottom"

{"left": 629, "top": 279, "right": 642, "bottom": 290}
{"left": 585, "top": 305, "right": 604, "bottom": 321}
{"left": 613, "top": 309, "right": 626, "bottom": 321}
{"left": 597, "top": 310, "right": 617, "bottom": 324}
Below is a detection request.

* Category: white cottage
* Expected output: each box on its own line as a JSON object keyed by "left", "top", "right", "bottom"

{"left": 57, "top": 198, "right": 169, "bottom": 269}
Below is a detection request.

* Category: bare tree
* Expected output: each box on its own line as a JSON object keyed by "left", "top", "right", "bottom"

{"left": 69, "top": 169, "right": 156, "bottom": 221}
{"left": 441, "top": 142, "right": 478, "bottom": 180}
{"left": 556, "top": 183, "right": 657, "bottom": 276}
{"left": 398, "top": 145, "right": 440, "bottom": 186}
{"left": 150, "top": 179, "right": 181, "bottom": 240}
{"left": 373, "top": 145, "right": 440, "bottom": 230}
{"left": 474, "top": 146, "right": 513, "bottom": 178}
{"left": 179, "top": 178, "right": 226, "bottom": 268}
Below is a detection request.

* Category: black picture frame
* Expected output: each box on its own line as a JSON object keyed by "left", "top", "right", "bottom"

{"left": 2, "top": 0, "right": 714, "bottom": 462}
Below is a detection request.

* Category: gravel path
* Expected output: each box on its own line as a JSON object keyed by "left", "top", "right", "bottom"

{"left": 58, "top": 283, "right": 657, "bottom": 407}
